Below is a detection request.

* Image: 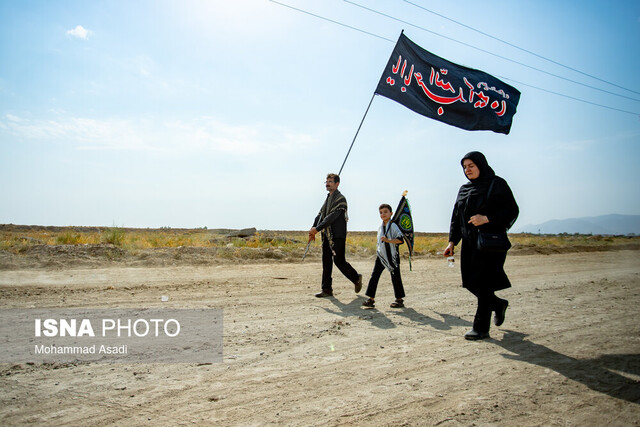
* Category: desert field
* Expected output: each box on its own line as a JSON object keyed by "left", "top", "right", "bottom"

{"left": 0, "top": 227, "right": 639, "bottom": 426}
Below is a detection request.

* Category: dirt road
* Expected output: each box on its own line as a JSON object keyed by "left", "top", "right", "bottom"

{"left": 1, "top": 251, "right": 639, "bottom": 425}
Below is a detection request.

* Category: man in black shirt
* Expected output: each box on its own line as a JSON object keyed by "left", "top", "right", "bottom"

{"left": 309, "top": 173, "right": 362, "bottom": 297}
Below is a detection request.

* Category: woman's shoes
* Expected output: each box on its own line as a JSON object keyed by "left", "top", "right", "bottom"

{"left": 464, "top": 329, "right": 490, "bottom": 340}
{"left": 314, "top": 291, "right": 333, "bottom": 298}
{"left": 494, "top": 300, "right": 508, "bottom": 326}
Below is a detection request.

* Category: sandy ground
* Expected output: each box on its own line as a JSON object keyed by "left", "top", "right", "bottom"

{"left": 0, "top": 250, "right": 639, "bottom": 426}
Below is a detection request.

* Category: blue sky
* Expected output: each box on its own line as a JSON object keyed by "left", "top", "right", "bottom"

{"left": 1, "top": 0, "right": 639, "bottom": 231}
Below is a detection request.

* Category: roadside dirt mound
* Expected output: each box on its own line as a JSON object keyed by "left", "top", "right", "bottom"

{"left": 3, "top": 239, "right": 640, "bottom": 271}
{"left": 0, "top": 244, "right": 301, "bottom": 270}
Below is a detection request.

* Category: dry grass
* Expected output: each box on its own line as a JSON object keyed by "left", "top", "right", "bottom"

{"left": 1, "top": 225, "right": 638, "bottom": 258}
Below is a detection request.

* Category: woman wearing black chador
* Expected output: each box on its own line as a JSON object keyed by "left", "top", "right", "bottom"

{"left": 443, "top": 151, "right": 519, "bottom": 340}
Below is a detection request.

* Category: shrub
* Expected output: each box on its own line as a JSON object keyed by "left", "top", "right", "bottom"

{"left": 56, "top": 231, "right": 83, "bottom": 245}
{"left": 102, "top": 227, "right": 126, "bottom": 246}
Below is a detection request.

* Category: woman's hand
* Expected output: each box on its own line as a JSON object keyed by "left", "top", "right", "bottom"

{"left": 443, "top": 241, "right": 455, "bottom": 257}
{"left": 468, "top": 214, "right": 489, "bottom": 227}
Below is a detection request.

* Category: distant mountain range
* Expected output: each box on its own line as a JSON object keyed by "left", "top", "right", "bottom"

{"left": 514, "top": 214, "right": 640, "bottom": 235}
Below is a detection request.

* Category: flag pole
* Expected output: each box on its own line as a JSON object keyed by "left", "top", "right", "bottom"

{"left": 338, "top": 93, "right": 376, "bottom": 175}
{"left": 301, "top": 240, "right": 311, "bottom": 261}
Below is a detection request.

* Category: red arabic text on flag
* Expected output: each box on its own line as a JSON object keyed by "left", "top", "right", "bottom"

{"left": 375, "top": 32, "right": 520, "bottom": 135}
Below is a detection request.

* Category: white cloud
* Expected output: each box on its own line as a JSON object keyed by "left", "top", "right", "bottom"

{"left": 166, "top": 118, "right": 314, "bottom": 155}
{"left": 66, "top": 25, "right": 91, "bottom": 40}
{"left": 0, "top": 114, "right": 315, "bottom": 154}
{"left": 174, "top": 0, "right": 295, "bottom": 40}
{"left": 0, "top": 114, "right": 153, "bottom": 150}
{"left": 4, "top": 113, "right": 22, "bottom": 123}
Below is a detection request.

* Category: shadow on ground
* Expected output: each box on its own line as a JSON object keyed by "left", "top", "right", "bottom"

{"left": 494, "top": 330, "right": 640, "bottom": 404}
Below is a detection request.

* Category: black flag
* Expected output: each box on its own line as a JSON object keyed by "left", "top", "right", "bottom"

{"left": 375, "top": 32, "right": 520, "bottom": 135}
{"left": 392, "top": 191, "right": 414, "bottom": 271}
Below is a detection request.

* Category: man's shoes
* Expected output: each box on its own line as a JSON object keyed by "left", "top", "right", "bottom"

{"left": 315, "top": 291, "right": 333, "bottom": 298}
{"left": 361, "top": 298, "right": 375, "bottom": 309}
{"left": 464, "top": 329, "right": 490, "bottom": 340}
{"left": 354, "top": 274, "right": 363, "bottom": 293}
{"left": 494, "top": 300, "right": 509, "bottom": 326}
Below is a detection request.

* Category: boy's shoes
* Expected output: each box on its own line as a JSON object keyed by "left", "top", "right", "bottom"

{"left": 354, "top": 274, "right": 363, "bottom": 293}
{"left": 315, "top": 291, "right": 333, "bottom": 298}
{"left": 361, "top": 298, "right": 375, "bottom": 309}
{"left": 464, "top": 329, "right": 490, "bottom": 340}
{"left": 390, "top": 299, "right": 404, "bottom": 308}
{"left": 494, "top": 300, "right": 508, "bottom": 326}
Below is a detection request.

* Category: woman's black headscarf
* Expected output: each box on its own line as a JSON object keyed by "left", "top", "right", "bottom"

{"left": 458, "top": 151, "right": 495, "bottom": 199}
{"left": 454, "top": 151, "right": 518, "bottom": 231}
